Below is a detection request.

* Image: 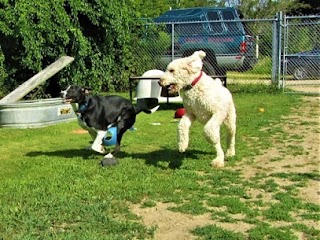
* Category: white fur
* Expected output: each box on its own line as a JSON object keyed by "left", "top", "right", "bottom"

{"left": 91, "top": 130, "right": 108, "bottom": 154}
{"left": 159, "top": 50, "right": 236, "bottom": 168}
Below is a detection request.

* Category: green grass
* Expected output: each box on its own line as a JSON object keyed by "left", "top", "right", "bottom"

{"left": 0, "top": 85, "right": 319, "bottom": 239}
{"left": 228, "top": 72, "right": 271, "bottom": 81}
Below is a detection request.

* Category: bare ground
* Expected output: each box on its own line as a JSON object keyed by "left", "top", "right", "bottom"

{"left": 131, "top": 96, "right": 320, "bottom": 240}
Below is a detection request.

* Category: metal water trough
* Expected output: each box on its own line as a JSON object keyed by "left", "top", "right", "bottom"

{"left": 0, "top": 98, "right": 76, "bottom": 128}
{"left": 0, "top": 56, "right": 75, "bottom": 128}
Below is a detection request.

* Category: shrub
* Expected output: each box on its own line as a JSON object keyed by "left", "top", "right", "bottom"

{"left": 249, "top": 57, "right": 272, "bottom": 75}
{"left": 0, "top": 0, "right": 146, "bottom": 97}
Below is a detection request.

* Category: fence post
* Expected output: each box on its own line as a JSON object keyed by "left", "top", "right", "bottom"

{"left": 281, "top": 14, "right": 289, "bottom": 90}
{"left": 277, "top": 12, "right": 284, "bottom": 89}
{"left": 271, "top": 12, "right": 283, "bottom": 85}
{"left": 171, "top": 23, "right": 175, "bottom": 61}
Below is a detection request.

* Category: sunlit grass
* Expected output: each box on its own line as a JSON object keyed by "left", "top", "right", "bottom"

{"left": 0, "top": 85, "right": 319, "bottom": 239}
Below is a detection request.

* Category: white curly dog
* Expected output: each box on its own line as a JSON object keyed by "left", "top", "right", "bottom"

{"left": 159, "top": 50, "right": 236, "bottom": 168}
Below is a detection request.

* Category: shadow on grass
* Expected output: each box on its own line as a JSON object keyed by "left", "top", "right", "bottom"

{"left": 25, "top": 149, "right": 96, "bottom": 160}
{"left": 158, "top": 102, "right": 184, "bottom": 111}
{"left": 26, "top": 147, "right": 209, "bottom": 170}
{"left": 120, "top": 147, "right": 208, "bottom": 169}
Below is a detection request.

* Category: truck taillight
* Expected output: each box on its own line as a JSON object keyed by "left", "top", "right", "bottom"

{"left": 240, "top": 41, "right": 247, "bottom": 54}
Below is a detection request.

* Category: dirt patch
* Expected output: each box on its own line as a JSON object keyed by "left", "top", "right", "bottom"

{"left": 72, "top": 129, "right": 87, "bottom": 134}
{"left": 130, "top": 96, "right": 320, "bottom": 239}
{"left": 239, "top": 96, "right": 320, "bottom": 204}
{"left": 132, "top": 203, "right": 213, "bottom": 240}
{"left": 131, "top": 202, "right": 252, "bottom": 240}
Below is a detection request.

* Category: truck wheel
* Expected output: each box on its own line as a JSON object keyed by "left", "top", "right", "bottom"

{"left": 202, "top": 60, "right": 216, "bottom": 75}
{"left": 293, "top": 66, "right": 308, "bottom": 80}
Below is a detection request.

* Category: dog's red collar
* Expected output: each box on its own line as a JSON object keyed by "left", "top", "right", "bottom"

{"left": 191, "top": 71, "right": 203, "bottom": 87}
{"left": 184, "top": 71, "right": 203, "bottom": 90}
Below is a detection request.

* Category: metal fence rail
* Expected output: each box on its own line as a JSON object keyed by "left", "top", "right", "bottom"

{"left": 133, "top": 13, "right": 319, "bottom": 94}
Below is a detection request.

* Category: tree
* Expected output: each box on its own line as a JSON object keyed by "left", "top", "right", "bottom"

{"left": 134, "top": 0, "right": 310, "bottom": 19}
{"left": 0, "top": 48, "right": 7, "bottom": 97}
{"left": 0, "top": 0, "right": 144, "bottom": 96}
{"left": 235, "top": 0, "right": 309, "bottom": 18}
{"left": 134, "top": 0, "right": 220, "bottom": 18}
{"left": 291, "top": 0, "right": 320, "bottom": 15}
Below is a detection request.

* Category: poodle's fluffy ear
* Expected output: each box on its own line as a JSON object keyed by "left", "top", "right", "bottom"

{"left": 185, "top": 50, "right": 206, "bottom": 73}
{"left": 193, "top": 50, "right": 206, "bottom": 60}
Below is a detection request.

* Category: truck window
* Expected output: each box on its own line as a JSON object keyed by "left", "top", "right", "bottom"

{"left": 221, "top": 10, "right": 240, "bottom": 32}
{"left": 207, "top": 12, "right": 223, "bottom": 33}
{"left": 175, "top": 22, "right": 203, "bottom": 35}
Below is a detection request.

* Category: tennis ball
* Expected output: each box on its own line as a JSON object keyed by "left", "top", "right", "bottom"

{"left": 258, "top": 107, "right": 265, "bottom": 113}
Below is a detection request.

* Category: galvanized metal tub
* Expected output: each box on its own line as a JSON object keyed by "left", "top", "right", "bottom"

{"left": 0, "top": 98, "right": 76, "bottom": 128}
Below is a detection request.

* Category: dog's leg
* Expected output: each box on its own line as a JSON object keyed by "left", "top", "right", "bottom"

{"left": 91, "top": 130, "right": 107, "bottom": 154}
{"left": 203, "top": 117, "right": 225, "bottom": 168}
{"left": 77, "top": 118, "right": 97, "bottom": 144}
{"left": 88, "top": 130, "right": 97, "bottom": 140}
{"left": 225, "top": 104, "right": 236, "bottom": 158}
{"left": 101, "top": 131, "right": 123, "bottom": 160}
{"left": 177, "top": 114, "right": 195, "bottom": 152}
{"left": 84, "top": 130, "right": 97, "bottom": 150}
{"left": 103, "top": 139, "right": 121, "bottom": 159}
{"left": 103, "top": 118, "right": 134, "bottom": 159}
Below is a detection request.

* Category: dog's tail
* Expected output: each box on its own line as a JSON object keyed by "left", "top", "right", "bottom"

{"left": 135, "top": 98, "right": 159, "bottom": 114}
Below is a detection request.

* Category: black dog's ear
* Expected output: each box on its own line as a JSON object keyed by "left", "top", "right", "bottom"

{"left": 82, "top": 87, "right": 93, "bottom": 96}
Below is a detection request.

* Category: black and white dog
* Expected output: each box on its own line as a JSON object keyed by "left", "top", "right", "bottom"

{"left": 60, "top": 85, "right": 159, "bottom": 165}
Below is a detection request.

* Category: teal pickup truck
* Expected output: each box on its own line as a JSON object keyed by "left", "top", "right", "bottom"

{"left": 154, "top": 7, "right": 257, "bottom": 75}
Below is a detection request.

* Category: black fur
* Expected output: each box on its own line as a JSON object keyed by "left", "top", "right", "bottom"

{"left": 60, "top": 85, "right": 158, "bottom": 158}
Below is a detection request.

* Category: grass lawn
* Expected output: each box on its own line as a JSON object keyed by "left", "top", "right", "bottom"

{"left": 0, "top": 85, "right": 319, "bottom": 239}
{"left": 228, "top": 72, "right": 271, "bottom": 81}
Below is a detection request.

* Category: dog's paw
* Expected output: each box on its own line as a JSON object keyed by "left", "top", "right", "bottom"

{"left": 178, "top": 145, "right": 188, "bottom": 153}
{"left": 211, "top": 159, "right": 224, "bottom": 168}
{"left": 91, "top": 145, "right": 106, "bottom": 154}
{"left": 225, "top": 149, "right": 235, "bottom": 158}
{"left": 100, "top": 157, "right": 118, "bottom": 167}
{"left": 178, "top": 141, "right": 188, "bottom": 153}
{"left": 104, "top": 153, "right": 114, "bottom": 158}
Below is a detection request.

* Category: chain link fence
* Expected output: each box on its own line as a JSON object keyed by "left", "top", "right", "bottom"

{"left": 281, "top": 15, "right": 320, "bottom": 94}
{"left": 132, "top": 13, "right": 319, "bottom": 94}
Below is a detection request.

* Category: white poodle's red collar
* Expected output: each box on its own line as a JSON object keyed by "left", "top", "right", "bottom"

{"left": 191, "top": 71, "right": 203, "bottom": 87}
{"left": 184, "top": 71, "right": 203, "bottom": 90}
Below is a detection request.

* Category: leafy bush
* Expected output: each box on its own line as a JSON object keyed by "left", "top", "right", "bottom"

{"left": 249, "top": 57, "right": 272, "bottom": 75}
{"left": 0, "top": 49, "right": 7, "bottom": 98}
{"left": 0, "top": 0, "right": 147, "bottom": 96}
{"left": 130, "top": 24, "right": 170, "bottom": 75}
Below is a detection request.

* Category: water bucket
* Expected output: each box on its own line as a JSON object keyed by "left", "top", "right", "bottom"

{"left": 0, "top": 98, "right": 76, "bottom": 128}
